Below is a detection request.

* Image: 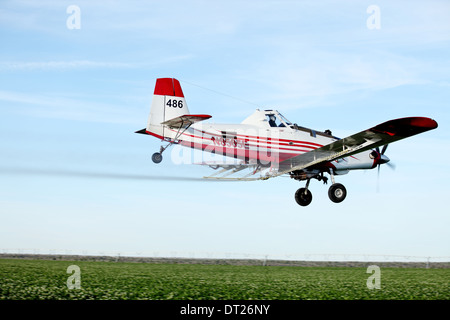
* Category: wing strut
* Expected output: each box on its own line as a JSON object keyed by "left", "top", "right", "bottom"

{"left": 158, "top": 118, "right": 191, "bottom": 155}
{"left": 140, "top": 114, "right": 212, "bottom": 163}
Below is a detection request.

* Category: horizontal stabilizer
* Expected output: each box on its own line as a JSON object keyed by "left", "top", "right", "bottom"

{"left": 135, "top": 128, "right": 148, "bottom": 135}
{"left": 161, "top": 114, "right": 211, "bottom": 129}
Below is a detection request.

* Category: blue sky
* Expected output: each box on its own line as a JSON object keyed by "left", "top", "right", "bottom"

{"left": 0, "top": 0, "right": 449, "bottom": 261}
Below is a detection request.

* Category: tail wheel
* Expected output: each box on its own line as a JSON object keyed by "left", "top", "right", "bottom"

{"left": 295, "top": 188, "right": 313, "bottom": 207}
{"left": 152, "top": 152, "right": 163, "bottom": 164}
{"left": 328, "top": 183, "right": 347, "bottom": 203}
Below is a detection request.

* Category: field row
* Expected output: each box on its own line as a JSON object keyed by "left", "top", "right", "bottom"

{"left": 1, "top": 259, "right": 448, "bottom": 300}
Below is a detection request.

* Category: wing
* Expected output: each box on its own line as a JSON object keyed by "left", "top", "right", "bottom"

{"left": 270, "top": 117, "right": 438, "bottom": 178}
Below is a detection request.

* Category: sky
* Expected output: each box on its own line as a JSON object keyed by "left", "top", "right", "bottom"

{"left": 0, "top": 0, "right": 449, "bottom": 261}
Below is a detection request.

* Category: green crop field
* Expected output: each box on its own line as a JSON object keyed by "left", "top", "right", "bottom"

{"left": 0, "top": 258, "right": 448, "bottom": 300}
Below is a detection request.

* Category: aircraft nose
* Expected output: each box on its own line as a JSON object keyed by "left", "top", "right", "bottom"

{"left": 379, "top": 154, "right": 390, "bottom": 164}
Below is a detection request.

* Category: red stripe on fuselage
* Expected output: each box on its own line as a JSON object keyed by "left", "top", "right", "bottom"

{"left": 145, "top": 127, "right": 328, "bottom": 163}
{"left": 170, "top": 129, "right": 314, "bottom": 162}
{"left": 173, "top": 130, "right": 316, "bottom": 154}
{"left": 184, "top": 128, "right": 324, "bottom": 149}
{"left": 190, "top": 129, "right": 323, "bottom": 149}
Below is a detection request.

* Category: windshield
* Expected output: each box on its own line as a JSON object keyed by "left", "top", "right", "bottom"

{"left": 265, "top": 111, "right": 293, "bottom": 128}
{"left": 277, "top": 112, "right": 293, "bottom": 126}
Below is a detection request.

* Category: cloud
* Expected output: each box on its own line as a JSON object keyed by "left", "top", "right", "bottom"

{"left": 0, "top": 60, "right": 134, "bottom": 71}
{"left": 0, "top": 90, "right": 140, "bottom": 124}
{"left": 237, "top": 49, "right": 427, "bottom": 111}
{"left": 0, "top": 54, "right": 193, "bottom": 72}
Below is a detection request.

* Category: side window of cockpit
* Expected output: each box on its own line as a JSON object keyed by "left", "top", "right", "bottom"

{"left": 267, "top": 115, "right": 278, "bottom": 127}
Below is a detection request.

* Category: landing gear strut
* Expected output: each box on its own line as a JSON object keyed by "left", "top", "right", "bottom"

{"left": 151, "top": 119, "right": 193, "bottom": 164}
{"left": 151, "top": 144, "right": 171, "bottom": 164}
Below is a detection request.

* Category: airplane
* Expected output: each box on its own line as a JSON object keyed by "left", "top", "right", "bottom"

{"left": 136, "top": 78, "right": 438, "bottom": 206}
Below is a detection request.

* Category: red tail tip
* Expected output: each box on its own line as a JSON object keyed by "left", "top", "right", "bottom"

{"left": 154, "top": 78, "right": 184, "bottom": 97}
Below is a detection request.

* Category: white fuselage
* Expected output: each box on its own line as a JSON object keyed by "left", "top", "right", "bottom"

{"left": 151, "top": 109, "right": 379, "bottom": 175}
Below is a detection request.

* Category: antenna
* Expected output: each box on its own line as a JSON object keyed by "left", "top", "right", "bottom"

{"left": 179, "top": 79, "right": 262, "bottom": 108}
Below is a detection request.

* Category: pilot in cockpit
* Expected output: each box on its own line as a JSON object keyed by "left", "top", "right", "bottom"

{"left": 268, "top": 115, "right": 277, "bottom": 127}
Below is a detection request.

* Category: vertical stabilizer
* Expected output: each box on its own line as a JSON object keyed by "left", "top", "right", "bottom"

{"left": 147, "top": 78, "right": 190, "bottom": 136}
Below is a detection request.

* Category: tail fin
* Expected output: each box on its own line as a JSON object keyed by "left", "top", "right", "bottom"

{"left": 147, "top": 78, "right": 190, "bottom": 135}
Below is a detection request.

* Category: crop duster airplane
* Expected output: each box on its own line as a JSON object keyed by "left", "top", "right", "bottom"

{"left": 136, "top": 78, "right": 438, "bottom": 206}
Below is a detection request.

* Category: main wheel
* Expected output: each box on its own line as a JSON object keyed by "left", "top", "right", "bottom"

{"left": 151, "top": 152, "right": 163, "bottom": 164}
{"left": 295, "top": 188, "right": 313, "bottom": 206}
{"left": 328, "top": 183, "right": 347, "bottom": 203}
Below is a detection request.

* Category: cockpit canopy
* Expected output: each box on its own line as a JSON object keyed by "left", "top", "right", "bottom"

{"left": 241, "top": 109, "right": 294, "bottom": 128}
{"left": 241, "top": 109, "right": 336, "bottom": 138}
{"left": 264, "top": 110, "right": 293, "bottom": 127}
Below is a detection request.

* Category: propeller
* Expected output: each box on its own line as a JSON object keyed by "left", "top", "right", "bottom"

{"left": 380, "top": 144, "right": 388, "bottom": 155}
{"left": 375, "top": 144, "right": 395, "bottom": 192}
{"left": 376, "top": 144, "right": 396, "bottom": 170}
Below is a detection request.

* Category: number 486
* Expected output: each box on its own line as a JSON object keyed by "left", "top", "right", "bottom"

{"left": 166, "top": 99, "right": 183, "bottom": 108}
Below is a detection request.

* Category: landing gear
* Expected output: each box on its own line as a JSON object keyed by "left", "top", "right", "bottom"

{"left": 152, "top": 152, "right": 163, "bottom": 164}
{"left": 150, "top": 118, "right": 194, "bottom": 165}
{"left": 291, "top": 171, "right": 348, "bottom": 206}
{"left": 151, "top": 145, "right": 169, "bottom": 164}
{"left": 295, "top": 179, "right": 313, "bottom": 206}
{"left": 295, "top": 188, "right": 313, "bottom": 206}
{"left": 328, "top": 183, "right": 347, "bottom": 203}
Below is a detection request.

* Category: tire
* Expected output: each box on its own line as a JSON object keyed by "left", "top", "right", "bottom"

{"left": 151, "top": 152, "right": 163, "bottom": 164}
{"left": 295, "top": 188, "right": 313, "bottom": 207}
{"left": 328, "top": 183, "right": 347, "bottom": 203}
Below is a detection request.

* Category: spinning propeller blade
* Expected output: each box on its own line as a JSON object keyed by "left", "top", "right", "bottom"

{"left": 376, "top": 144, "right": 396, "bottom": 192}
